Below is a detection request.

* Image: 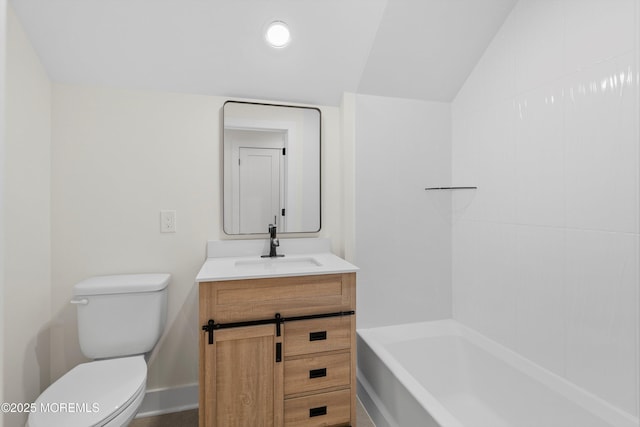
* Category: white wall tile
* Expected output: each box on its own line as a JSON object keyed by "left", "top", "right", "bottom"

{"left": 565, "top": 54, "right": 639, "bottom": 233}
{"left": 477, "top": 11, "right": 518, "bottom": 107}
{"left": 451, "top": 107, "right": 480, "bottom": 224}
{"left": 514, "top": 0, "right": 565, "bottom": 94}
{"left": 466, "top": 101, "right": 518, "bottom": 223}
{"left": 455, "top": 7, "right": 518, "bottom": 114}
{"left": 515, "top": 226, "right": 566, "bottom": 375}
{"left": 453, "top": 0, "right": 640, "bottom": 416}
{"left": 355, "top": 94, "right": 452, "bottom": 329}
{"left": 565, "top": 229, "right": 638, "bottom": 415}
{"left": 457, "top": 221, "right": 519, "bottom": 348}
{"left": 451, "top": 106, "right": 476, "bottom": 189}
{"left": 452, "top": 219, "right": 479, "bottom": 321}
{"left": 515, "top": 82, "right": 565, "bottom": 227}
{"left": 564, "top": 0, "right": 636, "bottom": 74}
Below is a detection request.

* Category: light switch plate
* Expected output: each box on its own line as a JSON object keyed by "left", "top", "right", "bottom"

{"left": 160, "top": 210, "right": 176, "bottom": 233}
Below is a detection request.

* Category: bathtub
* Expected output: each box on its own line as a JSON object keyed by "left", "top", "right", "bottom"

{"left": 357, "top": 320, "right": 639, "bottom": 427}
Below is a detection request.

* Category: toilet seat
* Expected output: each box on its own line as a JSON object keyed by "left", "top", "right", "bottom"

{"left": 28, "top": 356, "right": 146, "bottom": 427}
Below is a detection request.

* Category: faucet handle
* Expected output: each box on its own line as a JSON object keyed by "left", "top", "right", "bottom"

{"left": 262, "top": 223, "right": 283, "bottom": 258}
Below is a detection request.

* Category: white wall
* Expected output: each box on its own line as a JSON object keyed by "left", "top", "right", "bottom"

{"left": 341, "top": 93, "right": 357, "bottom": 262}
{"left": 354, "top": 94, "right": 452, "bottom": 328}
{"left": 50, "top": 84, "right": 343, "bottom": 392}
{"left": 452, "top": 0, "right": 639, "bottom": 417}
{"left": 3, "top": 5, "right": 52, "bottom": 426}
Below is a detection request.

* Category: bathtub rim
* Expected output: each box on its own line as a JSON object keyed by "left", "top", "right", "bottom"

{"left": 357, "top": 319, "right": 639, "bottom": 427}
{"left": 357, "top": 325, "right": 464, "bottom": 427}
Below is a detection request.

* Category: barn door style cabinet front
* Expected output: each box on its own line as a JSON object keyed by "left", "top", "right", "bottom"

{"left": 199, "top": 273, "right": 357, "bottom": 427}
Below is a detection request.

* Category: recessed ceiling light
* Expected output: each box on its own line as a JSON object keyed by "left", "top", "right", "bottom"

{"left": 265, "top": 21, "right": 291, "bottom": 48}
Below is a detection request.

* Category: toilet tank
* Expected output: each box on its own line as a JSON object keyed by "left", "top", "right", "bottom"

{"left": 72, "top": 274, "right": 170, "bottom": 359}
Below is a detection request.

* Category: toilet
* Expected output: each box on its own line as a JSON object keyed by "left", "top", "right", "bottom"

{"left": 27, "top": 273, "right": 170, "bottom": 427}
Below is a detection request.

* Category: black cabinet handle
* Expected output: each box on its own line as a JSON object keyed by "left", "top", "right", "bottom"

{"left": 202, "top": 320, "right": 215, "bottom": 344}
{"left": 309, "top": 406, "right": 327, "bottom": 417}
{"left": 309, "top": 368, "right": 327, "bottom": 379}
{"left": 309, "top": 331, "right": 327, "bottom": 341}
{"left": 202, "top": 311, "right": 354, "bottom": 346}
{"left": 275, "top": 343, "right": 282, "bottom": 363}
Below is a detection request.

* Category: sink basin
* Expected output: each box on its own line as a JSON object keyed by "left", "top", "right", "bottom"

{"left": 234, "top": 256, "right": 322, "bottom": 271}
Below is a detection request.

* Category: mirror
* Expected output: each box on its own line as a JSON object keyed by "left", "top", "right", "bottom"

{"left": 223, "top": 101, "right": 321, "bottom": 234}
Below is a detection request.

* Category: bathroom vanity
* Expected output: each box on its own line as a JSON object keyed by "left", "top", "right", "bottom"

{"left": 196, "top": 239, "right": 358, "bottom": 427}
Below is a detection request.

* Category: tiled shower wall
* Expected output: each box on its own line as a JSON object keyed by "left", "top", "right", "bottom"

{"left": 452, "top": 0, "right": 639, "bottom": 417}
{"left": 354, "top": 94, "right": 452, "bottom": 329}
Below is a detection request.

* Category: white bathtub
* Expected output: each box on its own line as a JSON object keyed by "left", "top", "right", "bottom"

{"left": 357, "top": 320, "right": 639, "bottom": 427}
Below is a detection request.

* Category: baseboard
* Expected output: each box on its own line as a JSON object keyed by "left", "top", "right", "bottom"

{"left": 135, "top": 383, "right": 199, "bottom": 418}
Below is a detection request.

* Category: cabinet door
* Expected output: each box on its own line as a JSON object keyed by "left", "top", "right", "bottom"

{"left": 202, "top": 324, "right": 283, "bottom": 427}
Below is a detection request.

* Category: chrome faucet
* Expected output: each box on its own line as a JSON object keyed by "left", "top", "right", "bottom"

{"left": 262, "top": 224, "right": 284, "bottom": 258}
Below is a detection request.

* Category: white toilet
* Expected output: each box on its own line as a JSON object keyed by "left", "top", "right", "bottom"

{"left": 27, "top": 273, "right": 170, "bottom": 427}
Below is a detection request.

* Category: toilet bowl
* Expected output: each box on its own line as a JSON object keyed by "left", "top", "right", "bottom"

{"left": 27, "top": 273, "right": 170, "bottom": 427}
{"left": 28, "top": 356, "right": 146, "bottom": 427}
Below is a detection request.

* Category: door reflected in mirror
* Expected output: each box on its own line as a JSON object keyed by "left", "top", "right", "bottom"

{"left": 223, "top": 101, "right": 321, "bottom": 234}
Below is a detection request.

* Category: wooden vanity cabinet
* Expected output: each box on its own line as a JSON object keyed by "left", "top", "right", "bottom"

{"left": 199, "top": 273, "right": 356, "bottom": 427}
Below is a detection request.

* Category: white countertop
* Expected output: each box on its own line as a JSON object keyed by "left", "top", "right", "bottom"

{"left": 196, "top": 238, "right": 358, "bottom": 282}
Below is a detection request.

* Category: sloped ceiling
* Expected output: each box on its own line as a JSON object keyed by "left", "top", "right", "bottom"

{"left": 9, "top": 0, "right": 517, "bottom": 106}
{"left": 359, "top": 0, "right": 517, "bottom": 102}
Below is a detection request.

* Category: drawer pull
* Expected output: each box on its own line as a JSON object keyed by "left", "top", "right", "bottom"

{"left": 309, "top": 368, "right": 327, "bottom": 379}
{"left": 309, "top": 406, "right": 327, "bottom": 418}
{"left": 309, "top": 331, "right": 327, "bottom": 341}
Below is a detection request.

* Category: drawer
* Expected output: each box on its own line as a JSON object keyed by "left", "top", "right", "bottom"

{"left": 284, "top": 352, "right": 350, "bottom": 396}
{"left": 200, "top": 274, "right": 354, "bottom": 323}
{"left": 284, "top": 389, "right": 351, "bottom": 427}
{"left": 284, "top": 316, "right": 351, "bottom": 356}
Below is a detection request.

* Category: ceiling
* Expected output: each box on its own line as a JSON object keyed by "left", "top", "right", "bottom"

{"left": 9, "top": 0, "right": 517, "bottom": 106}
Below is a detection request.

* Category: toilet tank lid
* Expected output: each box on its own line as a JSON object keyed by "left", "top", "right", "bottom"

{"left": 73, "top": 273, "right": 171, "bottom": 296}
